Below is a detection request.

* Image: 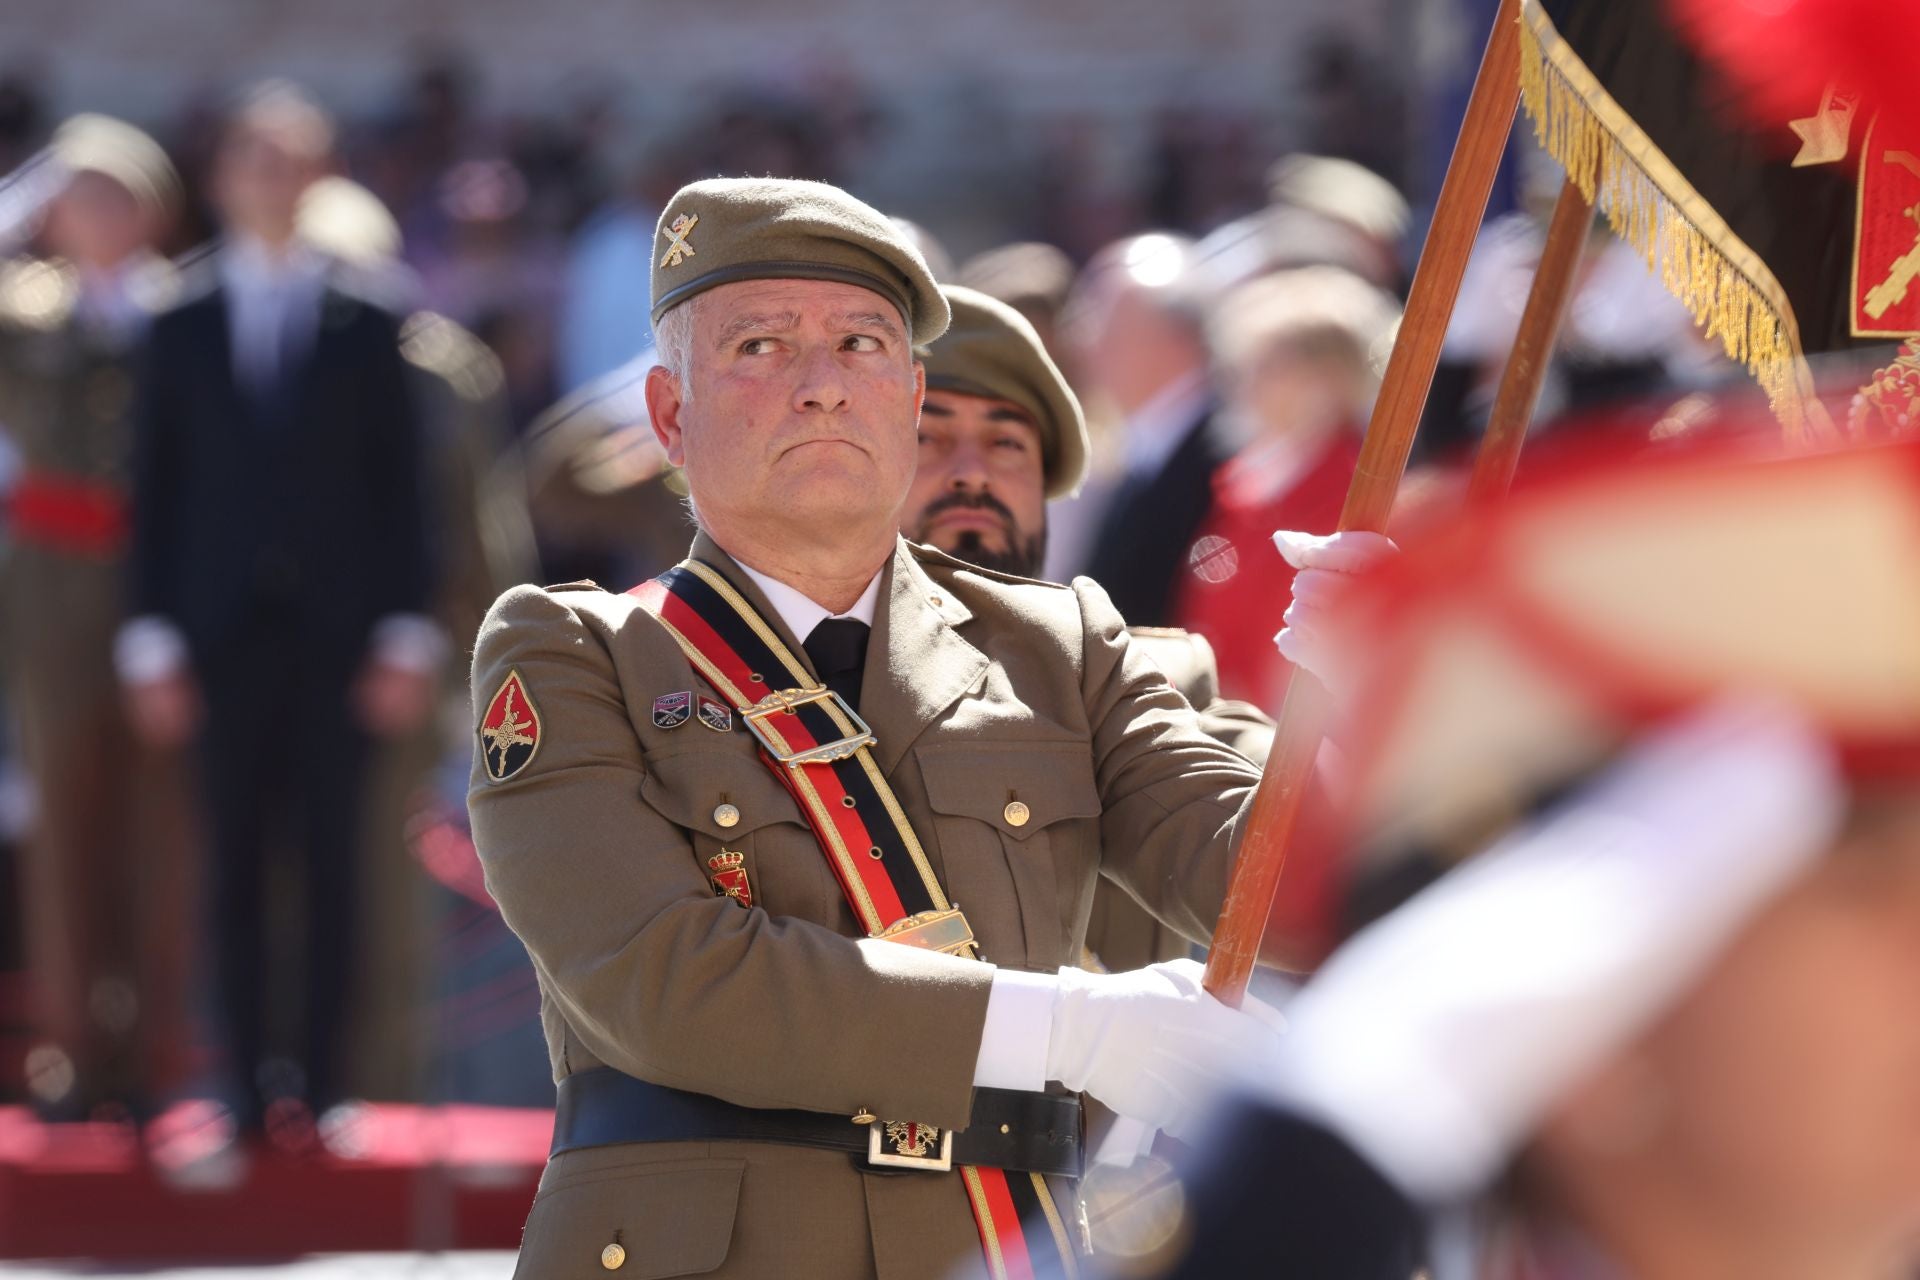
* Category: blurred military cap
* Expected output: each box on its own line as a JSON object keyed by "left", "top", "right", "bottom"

{"left": 922, "top": 284, "right": 1087, "bottom": 498}
{"left": 1267, "top": 153, "right": 1409, "bottom": 244}
{"left": 50, "top": 113, "right": 180, "bottom": 217}
{"left": 649, "top": 176, "right": 950, "bottom": 346}
{"left": 956, "top": 241, "right": 1078, "bottom": 315}
{"left": 297, "top": 176, "right": 402, "bottom": 265}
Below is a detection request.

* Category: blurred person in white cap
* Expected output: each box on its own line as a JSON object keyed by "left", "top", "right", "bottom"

{"left": 120, "top": 80, "right": 439, "bottom": 1150}
{"left": 1141, "top": 435, "right": 1920, "bottom": 1279}
{"left": 0, "top": 112, "right": 198, "bottom": 1125}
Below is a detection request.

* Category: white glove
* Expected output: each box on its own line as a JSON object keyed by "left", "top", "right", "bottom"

{"left": 1260, "top": 699, "right": 1844, "bottom": 1204}
{"left": 1045, "top": 958, "right": 1286, "bottom": 1142}
{"left": 1272, "top": 529, "right": 1398, "bottom": 702}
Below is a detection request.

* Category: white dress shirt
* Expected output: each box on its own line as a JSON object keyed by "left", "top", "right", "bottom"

{"left": 1117, "top": 368, "right": 1212, "bottom": 481}
{"left": 735, "top": 559, "right": 883, "bottom": 638}
{"left": 220, "top": 236, "right": 326, "bottom": 393}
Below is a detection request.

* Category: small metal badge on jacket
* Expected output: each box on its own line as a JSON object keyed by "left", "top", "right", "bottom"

{"left": 708, "top": 850, "right": 752, "bottom": 909}
{"left": 479, "top": 669, "right": 541, "bottom": 782}
{"left": 652, "top": 691, "right": 693, "bottom": 729}
{"left": 697, "top": 695, "right": 734, "bottom": 733}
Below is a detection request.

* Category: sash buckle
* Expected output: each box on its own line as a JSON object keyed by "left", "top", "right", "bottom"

{"left": 742, "top": 687, "right": 877, "bottom": 765}
{"left": 874, "top": 907, "right": 977, "bottom": 957}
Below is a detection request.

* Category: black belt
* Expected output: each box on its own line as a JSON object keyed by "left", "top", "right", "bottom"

{"left": 551, "top": 1068, "right": 1083, "bottom": 1180}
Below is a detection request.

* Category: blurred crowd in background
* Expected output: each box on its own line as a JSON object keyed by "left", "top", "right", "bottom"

{"left": 0, "top": 12, "right": 1749, "bottom": 1158}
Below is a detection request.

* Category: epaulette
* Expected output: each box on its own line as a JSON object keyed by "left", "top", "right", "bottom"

{"left": 903, "top": 537, "right": 1069, "bottom": 589}
{"left": 0, "top": 258, "right": 78, "bottom": 332}
{"left": 545, "top": 579, "right": 605, "bottom": 593}
{"left": 400, "top": 310, "right": 506, "bottom": 403}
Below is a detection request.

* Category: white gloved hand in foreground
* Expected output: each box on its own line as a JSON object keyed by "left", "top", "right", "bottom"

{"left": 1272, "top": 529, "right": 1398, "bottom": 702}
{"left": 1046, "top": 958, "right": 1285, "bottom": 1144}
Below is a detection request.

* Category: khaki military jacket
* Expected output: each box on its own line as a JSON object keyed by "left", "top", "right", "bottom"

{"left": 1084, "top": 628, "right": 1276, "bottom": 973}
{"left": 468, "top": 531, "right": 1264, "bottom": 1279}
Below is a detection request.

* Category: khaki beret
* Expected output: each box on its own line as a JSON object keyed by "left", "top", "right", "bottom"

{"left": 649, "top": 177, "right": 950, "bottom": 346}
{"left": 50, "top": 114, "right": 181, "bottom": 218}
{"left": 921, "top": 284, "right": 1088, "bottom": 499}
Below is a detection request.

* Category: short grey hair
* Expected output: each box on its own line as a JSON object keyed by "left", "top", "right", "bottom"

{"left": 653, "top": 298, "right": 698, "bottom": 399}
{"left": 650, "top": 298, "right": 700, "bottom": 525}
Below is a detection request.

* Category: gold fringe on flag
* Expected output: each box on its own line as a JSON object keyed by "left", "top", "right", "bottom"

{"left": 1517, "top": 1, "right": 1826, "bottom": 441}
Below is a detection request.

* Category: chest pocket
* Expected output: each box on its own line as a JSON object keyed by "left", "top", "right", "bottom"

{"left": 639, "top": 746, "right": 854, "bottom": 932}
{"left": 916, "top": 741, "right": 1102, "bottom": 972}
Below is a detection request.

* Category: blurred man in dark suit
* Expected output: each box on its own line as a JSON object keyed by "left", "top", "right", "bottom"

{"left": 1063, "top": 234, "right": 1224, "bottom": 626}
{"left": 118, "top": 82, "right": 438, "bottom": 1146}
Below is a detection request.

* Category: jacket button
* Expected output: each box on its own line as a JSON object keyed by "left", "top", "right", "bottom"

{"left": 601, "top": 1242, "right": 626, "bottom": 1270}
{"left": 1003, "top": 801, "right": 1031, "bottom": 828}
{"left": 714, "top": 804, "right": 741, "bottom": 828}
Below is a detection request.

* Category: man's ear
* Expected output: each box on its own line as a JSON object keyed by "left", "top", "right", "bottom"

{"left": 910, "top": 358, "right": 926, "bottom": 427}
{"left": 645, "top": 364, "right": 688, "bottom": 467}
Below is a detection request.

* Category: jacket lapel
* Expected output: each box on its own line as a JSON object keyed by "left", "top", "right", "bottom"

{"left": 861, "top": 541, "right": 988, "bottom": 778}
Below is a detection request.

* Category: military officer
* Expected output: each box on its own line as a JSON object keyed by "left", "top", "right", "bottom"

{"left": 902, "top": 283, "right": 1273, "bottom": 973}
{"left": 468, "top": 178, "right": 1291, "bottom": 1279}
{"left": 0, "top": 115, "right": 198, "bottom": 1120}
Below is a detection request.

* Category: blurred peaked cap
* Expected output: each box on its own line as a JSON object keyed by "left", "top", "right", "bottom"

{"left": 1329, "top": 437, "right": 1920, "bottom": 917}
{"left": 50, "top": 113, "right": 181, "bottom": 217}
{"left": 649, "top": 176, "right": 950, "bottom": 346}
{"left": 889, "top": 216, "right": 954, "bottom": 283}
{"left": 1267, "top": 153, "right": 1409, "bottom": 243}
{"left": 956, "top": 241, "right": 1078, "bottom": 312}
{"left": 297, "top": 176, "right": 402, "bottom": 266}
{"left": 921, "top": 284, "right": 1088, "bottom": 499}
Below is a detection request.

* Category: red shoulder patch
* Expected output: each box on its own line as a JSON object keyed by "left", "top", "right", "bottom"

{"left": 479, "top": 669, "right": 542, "bottom": 782}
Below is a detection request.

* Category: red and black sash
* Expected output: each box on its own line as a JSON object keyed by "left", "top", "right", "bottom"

{"left": 631, "top": 558, "right": 1079, "bottom": 1280}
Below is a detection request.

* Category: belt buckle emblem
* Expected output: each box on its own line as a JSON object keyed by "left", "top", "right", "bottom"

{"left": 867, "top": 1119, "right": 953, "bottom": 1172}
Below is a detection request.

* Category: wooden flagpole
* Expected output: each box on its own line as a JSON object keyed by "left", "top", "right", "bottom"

{"left": 1469, "top": 176, "right": 1594, "bottom": 502}
{"left": 1203, "top": 0, "right": 1528, "bottom": 1005}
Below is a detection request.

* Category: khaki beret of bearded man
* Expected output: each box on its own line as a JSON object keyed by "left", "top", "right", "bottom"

{"left": 466, "top": 176, "right": 1301, "bottom": 1280}
{"left": 901, "top": 284, "right": 1087, "bottom": 578}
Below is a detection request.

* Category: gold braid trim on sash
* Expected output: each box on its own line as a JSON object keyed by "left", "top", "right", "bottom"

{"left": 1516, "top": 0, "right": 1832, "bottom": 445}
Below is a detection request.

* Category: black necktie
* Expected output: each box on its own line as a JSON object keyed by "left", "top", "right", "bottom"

{"left": 803, "top": 618, "right": 870, "bottom": 712}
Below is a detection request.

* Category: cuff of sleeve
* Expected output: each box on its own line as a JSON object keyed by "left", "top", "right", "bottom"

{"left": 971, "top": 967, "right": 1060, "bottom": 1092}
{"left": 371, "top": 613, "right": 449, "bottom": 675}
{"left": 114, "top": 616, "right": 189, "bottom": 686}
